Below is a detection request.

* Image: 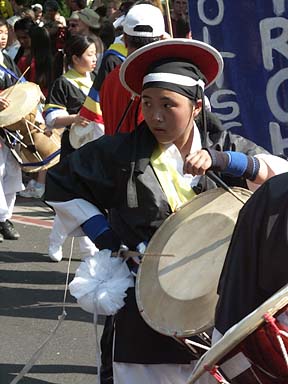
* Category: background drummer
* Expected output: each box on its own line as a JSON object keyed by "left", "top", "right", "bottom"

{"left": 43, "top": 33, "right": 100, "bottom": 263}
{"left": 44, "top": 37, "right": 288, "bottom": 384}
{"left": 0, "top": 17, "right": 24, "bottom": 242}
{"left": 211, "top": 172, "right": 288, "bottom": 383}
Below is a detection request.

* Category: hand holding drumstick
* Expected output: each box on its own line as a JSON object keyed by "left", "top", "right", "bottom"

{"left": 0, "top": 96, "right": 9, "bottom": 111}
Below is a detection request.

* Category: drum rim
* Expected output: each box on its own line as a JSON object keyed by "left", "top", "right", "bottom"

{"left": 0, "top": 82, "right": 42, "bottom": 128}
{"left": 136, "top": 187, "right": 252, "bottom": 337}
{"left": 187, "top": 284, "right": 288, "bottom": 383}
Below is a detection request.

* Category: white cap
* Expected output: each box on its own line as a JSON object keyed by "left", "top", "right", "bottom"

{"left": 31, "top": 3, "right": 43, "bottom": 10}
{"left": 123, "top": 4, "right": 165, "bottom": 38}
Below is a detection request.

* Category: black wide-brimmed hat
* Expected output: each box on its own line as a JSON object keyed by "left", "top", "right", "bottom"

{"left": 120, "top": 38, "right": 223, "bottom": 96}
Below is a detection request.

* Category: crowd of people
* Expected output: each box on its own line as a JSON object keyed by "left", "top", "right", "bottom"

{"left": 0, "top": 1, "right": 287, "bottom": 384}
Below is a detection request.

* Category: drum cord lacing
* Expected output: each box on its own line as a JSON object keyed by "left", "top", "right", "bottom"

{"left": 264, "top": 313, "right": 288, "bottom": 367}
{"left": 204, "top": 365, "right": 230, "bottom": 383}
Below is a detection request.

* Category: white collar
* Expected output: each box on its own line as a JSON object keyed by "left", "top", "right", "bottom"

{"left": 162, "top": 123, "right": 202, "bottom": 186}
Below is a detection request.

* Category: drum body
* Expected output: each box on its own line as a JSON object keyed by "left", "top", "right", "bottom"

{"left": 187, "top": 284, "right": 288, "bottom": 384}
{"left": 19, "top": 128, "right": 61, "bottom": 172}
{"left": 0, "top": 82, "right": 61, "bottom": 172}
{"left": 136, "top": 187, "right": 252, "bottom": 338}
{"left": 230, "top": 309, "right": 288, "bottom": 383}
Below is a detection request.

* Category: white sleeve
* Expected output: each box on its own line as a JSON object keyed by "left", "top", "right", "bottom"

{"left": 45, "top": 109, "right": 69, "bottom": 130}
{"left": 47, "top": 198, "right": 103, "bottom": 237}
{"left": 247, "top": 153, "right": 288, "bottom": 192}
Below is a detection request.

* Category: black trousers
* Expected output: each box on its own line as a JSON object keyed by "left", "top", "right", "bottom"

{"left": 100, "top": 315, "right": 114, "bottom": 384}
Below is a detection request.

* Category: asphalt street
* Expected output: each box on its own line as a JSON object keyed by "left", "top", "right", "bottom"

{"left": 0, "top": 196, "right": 104, "bottom": 384}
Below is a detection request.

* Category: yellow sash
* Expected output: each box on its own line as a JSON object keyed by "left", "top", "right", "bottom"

{"left": 64, "top": 69, "right": 93, "bottom": 95}
{"left": 151, "top": 145, "right": 196, "bottom": 212}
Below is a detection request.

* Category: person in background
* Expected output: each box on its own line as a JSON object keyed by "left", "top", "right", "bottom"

{"left": 15, "top": 20, "right": 54, "bottom": 199}
{"left": 106, "top": 0, "right": 121, "bottom": 22}
{"left": 66, "top": 0, "right": 86, "bottom": 14}
{"left": 0, "top": 17, "right": 21, "bottom": 87}
{"left": 100, "top": 3, "right": 164, "bottom": 135}
{"left": 66, "top": 11, "right": 80, "bottom": 36}
{"left": 212, "top": 172, "right": 288, "bottom": 382}
{"left": 14, "top": 17, "right": 36, "bottom": 75}
{"left": 77, "top": 7, "right": 101, "bottom": 37}
{"left": 165, "top": 0, "right": 191, "bottom": 38}
{"left": 43, "top": 34, "right": 98, "bottom": 262}
{"left": 43, "top": 0, "right": 66, "bottom": 27}
{"left": 76, "top": 8, "right": 104, "bottom": 72}
{"left": 0, "top": 17, "right": 23, "bottom": 242}
{"left": 31, "top": 3, "right": 44, "bottom": 27}
{"left": 5, "top": 15, "right": 20, "bottom": 60}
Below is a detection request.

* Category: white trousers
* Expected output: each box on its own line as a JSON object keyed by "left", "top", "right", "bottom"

{"left": 49, "top": 213, "right": 98, "bottom": 257}
{"left": 113, "top": 362, "right": 216, "bottom": 384}
{"left": 0, "top": 143, "right": 23, "bottom": 221}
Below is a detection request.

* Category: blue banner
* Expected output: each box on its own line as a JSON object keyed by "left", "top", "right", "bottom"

{"left": 189, "top": 1, "right": 288, "bottom": 155}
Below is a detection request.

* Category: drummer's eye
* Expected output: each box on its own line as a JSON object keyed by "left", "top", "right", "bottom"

{"left": 142, "top": 100, "right": 151, "bottom": 108}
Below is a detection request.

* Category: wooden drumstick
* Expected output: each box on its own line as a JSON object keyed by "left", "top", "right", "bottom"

{"left": 4, "top": 66, "right": 30, "bottom": 99}
{"left": 165, "top": 0, "right": 173, "bottom": 37}
{"left": 111, "top": 250, "right": 174, "bottom": 259}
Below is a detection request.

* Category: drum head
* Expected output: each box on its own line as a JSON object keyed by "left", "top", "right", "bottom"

{"left": 0, "top": 82, "right": 42, "bottom": 128}
{"left": 69, "top": 122, "right": 96, "bottom": 149}
{"left": 136, "top": 187, "right": 252, "bottom": 338}
{"left": 188, "top": 284, "right": 288, "bottom": 384}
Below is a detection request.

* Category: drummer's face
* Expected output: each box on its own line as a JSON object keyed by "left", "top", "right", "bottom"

{"left": 142, "top": 87, "right": 202, "bottom": 147}
{"left": 15, "top": 30, "right": 31, "bottom": 49}
{"left": 72, "top": 43, "right": 97, "bottom": 74}
{"left": 0, "top": 25, "right": 8, "bottom": 49}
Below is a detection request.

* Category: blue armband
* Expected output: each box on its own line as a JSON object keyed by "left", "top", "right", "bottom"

{"left": 81, "top": 214, "right": 110, "bottom": 242}
{"left": 207, "top": 149, "right": 260, "bottom": 180}
{"left": 81, "top": 214, "right": 121, "bottom": 251}
{"left": 225, "top": 151, "right": 249, "bottom": 177}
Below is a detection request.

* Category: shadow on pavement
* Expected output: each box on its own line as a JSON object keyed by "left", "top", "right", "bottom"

{"left": 0, "top": 269, "right": 72, "bottom": 285}
{"left": 0, "top": 363, "right": 97, "bottom": 383}
{"left": 0, "top": 252, "right": 52, "bottom": 264}
{"left": 0, "top": 286, "right": 93, "bottom": 323}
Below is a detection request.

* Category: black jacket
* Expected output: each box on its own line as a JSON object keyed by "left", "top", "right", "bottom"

{"left": 215, "top": 172, "right": 288, "bottom": 335}
{"left": 45, "top": 121, "right": 270, "bottom": 364}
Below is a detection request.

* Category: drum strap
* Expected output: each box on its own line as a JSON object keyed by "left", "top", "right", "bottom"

{"left": 0, "top": 63, "right": 25, "bottom": 83}
{"left": 151, "top": 145, "right": 196, "bottom": 212}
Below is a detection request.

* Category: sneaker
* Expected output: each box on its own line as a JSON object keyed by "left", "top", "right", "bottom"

{"left": 48, "top": 244, "right": 63, "bottom": 262}
{"left": 19, "top": 183, "right": 45, "bottom": 199}
{"left": 0, "top": 220, "right": 20, "bottom": 240}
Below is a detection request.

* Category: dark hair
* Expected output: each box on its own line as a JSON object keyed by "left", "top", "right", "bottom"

{"left": 14, "top": 17, "right": 36, "bottom": 33}
{"left": 0, "top": 17, "right": 8, "bottom": 28}
{"left": 30, "top": 26, "right": 53, "bottom": 91}
{"left": 14, "top": 18, "right": 36, "bottom": 64}
{"left": 75, "top": 0, "right": 86, "bottom": 9}
{"left": 119, "top": 1, "right": 135, "bottom": 14}
{"left": 95, "top": 5, "right": 107, "bottom": 17}
{"left": 64, "top": 34, "right": 96, "bottom": 66}
{"left": 125, "top": 34, "right": 160, "bottom": 50}
{"left": 44, "top": 0, "right": 59, "bottom": 12}
{"left": 98, "top": 20, "right": 115, "bottom": 50}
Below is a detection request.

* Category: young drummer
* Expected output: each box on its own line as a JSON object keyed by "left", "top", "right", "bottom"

{"left": 45, "top": 39, "right": 288, "bottom": 384}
